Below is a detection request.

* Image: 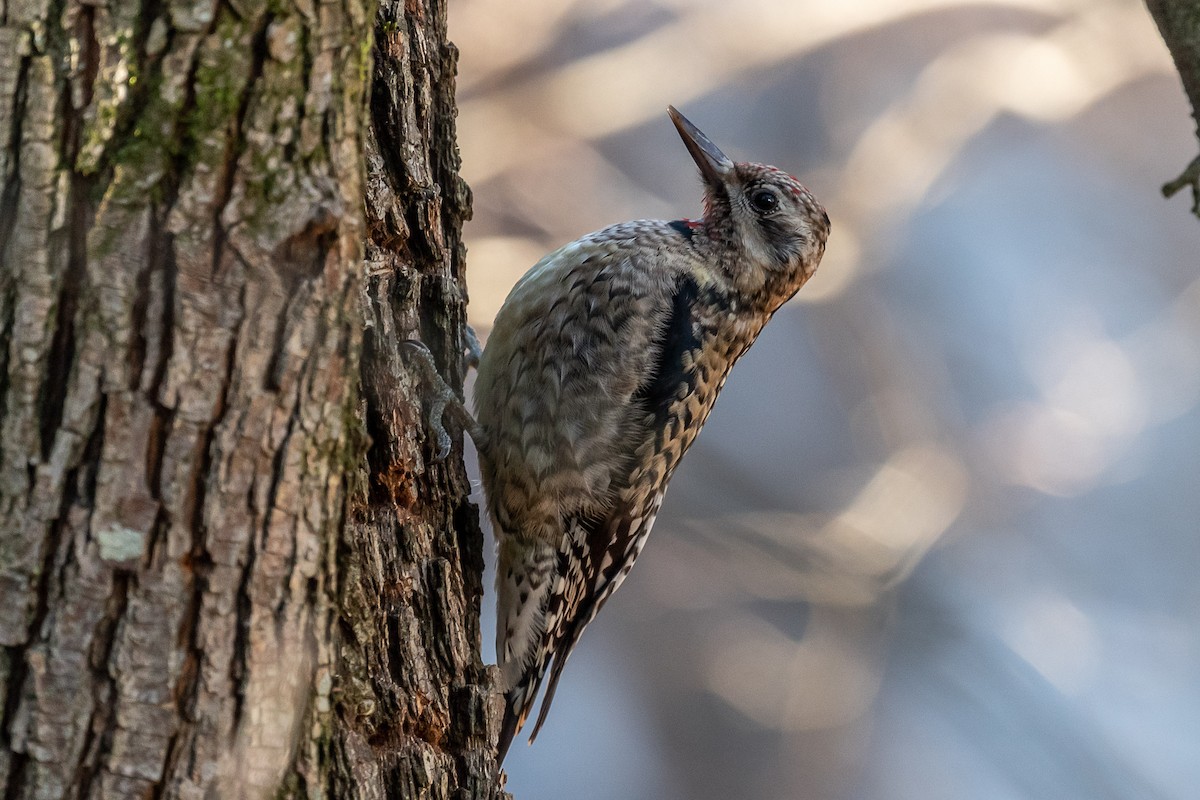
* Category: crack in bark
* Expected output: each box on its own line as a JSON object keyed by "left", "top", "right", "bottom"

{"left": 143, "top": 233, "right": 177, "bottom": 504}
{"left": 0, "top": 641, "right": 28, "bottom": 800}
{"left": 210, "top": 6, "right": 274, "bottom": 280}
{"left": 266, "top": 332, "right": 320, "bottom": 624}
{"left": 141, "top": 4, "right": 308, "bottom": 791}
{"left": 127, "top": 230, "right": 158, "bottom": 395}
{"left": 37, "top": 169, "right": 93, "bottom": 460}
{"left": 0, "top": 282, "right": 15, "bottom": 436}
{"left": 164, "top": 23, "right": 216, "bottom": 208}
{"left": 59, "top": 1, "right": 97, "bottom": 165}
{"left": 0, "top": 46, "right": 31, "bottom": 426}
{"left": 262, "top": 277, "right": 312, "bottom": 394}
{"left": 73, "top": 569, "right": 130, "bottom": 799}
{"left": 0, "top": 661, "right": 25, "bottom": 800}
{"left": 156, "top": 545, "right": 205, "bottom": 800}
{"left": 229, "top": 513, "right": 257, "bottom": 736}
{"left": 227, "top": 385, "right": 304, "bottom": 735}
{"left": 2, "top": 388, "right": 107, "bottom": 800}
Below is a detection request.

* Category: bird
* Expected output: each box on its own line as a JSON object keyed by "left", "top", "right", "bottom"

{"left": 426, "top": 106, "right": 829, "bottom": 763}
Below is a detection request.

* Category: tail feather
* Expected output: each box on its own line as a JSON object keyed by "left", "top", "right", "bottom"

{"left": 497, "top": 655, "right": 551, "bottom": 764}
{"left": 518, "top": 592, "right": 607, "bottom": 748}
{"left": 496, "top": 689, "right": 524, "bottom": 766}
{"left": 494, "top": 508, "right": 649, "bottom": 758}
{"left": 494, "top": 536, "right": 557, "bottom": 763}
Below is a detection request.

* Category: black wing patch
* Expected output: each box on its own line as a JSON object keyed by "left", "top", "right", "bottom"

{"left": 633, "top": 274, "right": 701, "bottom": 435}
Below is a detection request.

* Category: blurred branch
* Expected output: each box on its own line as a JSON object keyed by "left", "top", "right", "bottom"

{"left": 1162, "top": 153, "right": 1200, "bottom": 214}
{"left": 1145, "top": 0, "right": 1200, "bottom": 216}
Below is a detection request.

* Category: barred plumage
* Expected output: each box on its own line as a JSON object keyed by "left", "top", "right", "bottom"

{"left": 471, "top": 107, "right": 830, "bottom": 762}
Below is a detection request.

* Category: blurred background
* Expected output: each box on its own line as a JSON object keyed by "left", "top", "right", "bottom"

{"left": 450, "top": 0, "right": 1200, "bottom": 797}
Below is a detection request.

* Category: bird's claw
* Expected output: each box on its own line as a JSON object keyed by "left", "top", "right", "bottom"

{"left": 403, "top": 339, "right": 459, "bottom": 463}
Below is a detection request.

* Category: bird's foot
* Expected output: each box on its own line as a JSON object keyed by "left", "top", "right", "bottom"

{"left": 402, "top": 340, "right": 481, "bottom": 462}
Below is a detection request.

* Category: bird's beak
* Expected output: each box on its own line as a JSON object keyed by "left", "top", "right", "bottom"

{"left": 668, "top": 105, "right": 734, "bottom": 186}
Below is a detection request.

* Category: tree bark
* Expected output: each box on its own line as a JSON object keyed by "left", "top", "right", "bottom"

{"left": 1146, "top": 0, "right": 1200, "bottom": 216}
{"left": 0, "top": 0, "right": 500, "bottom": 796}
{"left": 339, "top": 0, "right": 504, "bottom": 797}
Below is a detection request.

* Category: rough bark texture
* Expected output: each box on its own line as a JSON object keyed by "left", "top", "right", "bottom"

{"left": 335, "top": 0, "right": 505, "bottom": 796}
{"left": 0, "top": 0, "right": 500, "bottom": 796}
{"left": 1147, "top": 0, "right": 1200, "bottom": 215}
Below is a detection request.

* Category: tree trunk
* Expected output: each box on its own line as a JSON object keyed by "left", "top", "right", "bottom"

{"left": 1146, "top": 0, "right": 1200, "bottom": 216}
{"left": 340, "top": 0, "right": 504, "bottom": 797}
{"left": 0, "top": 0, "right": 501, "bottom": 796}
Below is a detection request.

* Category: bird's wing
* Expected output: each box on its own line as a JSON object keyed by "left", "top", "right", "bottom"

{"left": 495, "top": 265, "right": 709, "bottom": 756}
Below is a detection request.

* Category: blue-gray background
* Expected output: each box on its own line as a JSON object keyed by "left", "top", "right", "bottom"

{"left": 452, "top": 1, "right": 1200, "bottom": 797}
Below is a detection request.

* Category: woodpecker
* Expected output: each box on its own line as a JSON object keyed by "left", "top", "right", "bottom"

{"left": 420, "top": 106, "right": 828, "bottom": 762}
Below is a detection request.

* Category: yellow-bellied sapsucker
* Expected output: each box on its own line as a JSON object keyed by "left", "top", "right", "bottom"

{"left": 414, "top": 106, "right": 829, "bottom": 762}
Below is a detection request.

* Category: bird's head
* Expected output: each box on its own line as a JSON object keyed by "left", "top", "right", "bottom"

{"left": 668, "top": 105, "right": 829, "bottom": 298}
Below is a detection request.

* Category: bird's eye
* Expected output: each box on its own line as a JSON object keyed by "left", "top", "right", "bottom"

{"left": 749, "top": 188, "right": 778, "bottom": 215}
